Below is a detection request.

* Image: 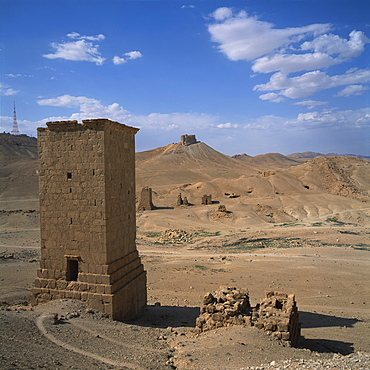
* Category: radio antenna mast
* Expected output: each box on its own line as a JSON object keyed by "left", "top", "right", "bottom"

{"left": 11, "top": 101, "right": 20, "bottom": 134}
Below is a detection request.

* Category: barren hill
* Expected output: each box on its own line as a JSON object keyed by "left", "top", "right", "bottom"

{"left": 233, "top": 152, "right": 301, "bottom": 169}
{"left": 0, "top": 133, "right": 38, "bottom": 209}
{"left": 136, "top": 140, "right": 260, "bottom": 189}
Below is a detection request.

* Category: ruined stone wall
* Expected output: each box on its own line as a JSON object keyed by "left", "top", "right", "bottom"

{"left": 31, "top": 119, "right": 146, "bottom": 321}
{"left": 202, "top": 194, "right": 212, "bottom": 205}
{"left": 196, "top": 288, "right": 300, "bottom": 347}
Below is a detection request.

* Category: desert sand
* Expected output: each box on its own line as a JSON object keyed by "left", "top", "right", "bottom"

{"left": 0, "top": 132, "right": 369, "bottom": 369}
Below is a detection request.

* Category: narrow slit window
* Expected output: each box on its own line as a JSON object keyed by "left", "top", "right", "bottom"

{"left": 67, "top": 172, "right": 72, "bottom": 179}
{"left": 66, "top": 259, "right": 78, "bottom": 281}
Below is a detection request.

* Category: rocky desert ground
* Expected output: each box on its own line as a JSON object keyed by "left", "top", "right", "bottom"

{"left": 1, "top": 132, "right": 370, "bottom": 369}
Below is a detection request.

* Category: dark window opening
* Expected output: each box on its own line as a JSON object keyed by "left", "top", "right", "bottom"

{"left": 67, "top": 172, "right": 72, "bottom": 179}
{"left": 70, "top": 218, "right": 73, "bottom": 225}
{"left": 70, "top": 188, "right": 72, "bottom": 193}
{"left": 92, "top": 169, "right": 95, "bottom": 176}
{"left": 66, "top": 259, "right": 78, "bottom": 281}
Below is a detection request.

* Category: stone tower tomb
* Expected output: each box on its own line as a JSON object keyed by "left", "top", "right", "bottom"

{"left": 31, "top": 119, "right": 147, "bottom": 320}
{"left": 137, "top": 186, "right": 155, "bottom": 211}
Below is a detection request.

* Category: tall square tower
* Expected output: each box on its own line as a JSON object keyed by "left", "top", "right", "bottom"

{"left": 31, "top": 119, "right": 147, "bottom": 320}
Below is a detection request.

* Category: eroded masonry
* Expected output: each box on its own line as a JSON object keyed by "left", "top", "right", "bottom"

{"left": 31, "top": 119, "right": 147, "bottom": 320}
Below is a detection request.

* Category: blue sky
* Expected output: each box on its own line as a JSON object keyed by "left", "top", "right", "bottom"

{"left": 1, "top": 0, "right": 369, "bottom": 156}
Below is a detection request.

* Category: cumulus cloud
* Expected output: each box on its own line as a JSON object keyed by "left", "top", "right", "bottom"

{"left": 113, "top": 51, "right": 143, "bottom": 65}
{"left": 208, "top": 7, "right": 369, "bottom": 101}
{"left": 43, "top": 33, "right": 106, "bottom": 65}
{"left": 336, "top": 84, "right": 368, "bottom": 97}
{"left": 286, "top": 108, "right": 370, "bottom": 129}
{"left": 208, "top": 8, "right": 330, "bottom": 61}
{"left": 0, "top": 83, "right": 19, "bottom": 96}
{"left": 38, "top": 95, "right": 132, "bottom": 122}
{"left": 254, "top": 68, "right": 370, "bottom": 99}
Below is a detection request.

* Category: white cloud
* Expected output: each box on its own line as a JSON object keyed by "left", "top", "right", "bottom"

{"left": 182, "top": 5, "right": 195, "bottom": 9}
{"left": 336, "top": 84, "right": 368, "bottom": 97}
{"left": 254, "top": 68, "right": 370, "bottom": 99}
{"left": 301, "top": 30, "right": 368, "bottom": 60}
{"left": 253, "top": 30, "right": 369, "bottom": 74}
{"left": 216, "top": 122, "right": 239, "bottom": 128}
{"left": 0, "top": 83, "right": 19, "bottom": 96}
{"left": 38, "top": 95, "right": 132, "bottom": 122}
{"left": 207, "top": 8, "right": 369, "bottom": 102}
{"left": 286, "top": 108, "right": 370, "bottom": 129}
{"left": 208, "top": 8, "right": 330, "bottom": 61}
{"left": 66, "top": 32, "right": 105, "bottom": 41}
{"left": 211, "top": 7, "right": 233, "bottom": 21}
{"left": 113, "top": 51, "right": 143, "bottom": 65}
{"left": 6, "top": 73, "right": 33, "bottom": 78}
{"left": 294, "top": 100, "right": 328, "bottom": 110}
{"left": 36, "top": 94, "right": 219, "bottom": 131}
{"left": 258, "top": 92, "right": 284, "bottom": 103}
{"left": 113, "top": 56, "right": 127, "bottom": 65}
{"left": 125, "top": 51, "right": 142, "bottom": 60}
{"left": 43, "top": 33, "right": 106, "bottom": 65}
{"left": 252, "top": 52, "right": 337, "bottom": 74}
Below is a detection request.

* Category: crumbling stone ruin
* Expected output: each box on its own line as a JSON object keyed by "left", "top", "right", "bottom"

{"left": 180, "top": 134, "right": 197, "bottom": 146}
{"left": 196, "top": 287, "right": 250, "bottom": 332}
{"left": 252, "top": 291, "right": 300, "bottom": 346}
{"left": 201, "top": 194, "right": 212, "bottom": 205}
{"left": 176, "top": 193, "right": 189, "bottom": 206}
{"left": 196, "top": 287, "right": 301, "bottom": 347}
{"left": 217, "top": 204, "right": 227, "bottom": 212}
{"left": 137, "top": 186, "right": 155, "bottom": 211}
{"left": 31, "top": 119, "right": 147, "bottom": 321}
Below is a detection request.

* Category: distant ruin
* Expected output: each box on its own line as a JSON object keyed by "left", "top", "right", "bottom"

{"left": 202, "top": 194, "right": 212, "bottom": 205}
{"left": 196, "top": 287, "right": 300, "bottom": 347}
{"left": 176, "top": 193, "right": 189, "bottom": 206}
{"left": 180, "top": 134, "right": 197, "bottom": 146}
{"left": 31, "top": 119, "right": 147, "bottom": 321}
{"left": 137, "top": 186, "right": 155, "bottom": 211}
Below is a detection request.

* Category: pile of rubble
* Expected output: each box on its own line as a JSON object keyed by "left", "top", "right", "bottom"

{"left": 195, "top": 287, "right": 301, "bottom": 347}
{"left": 209, "top": 205, "right": 234, "bottom": 221}
{"left": 157, "top": 229, "right": 192, "bottom": 244}
{"left": 195, "top": 287, "right": 250, "bottom": 332}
